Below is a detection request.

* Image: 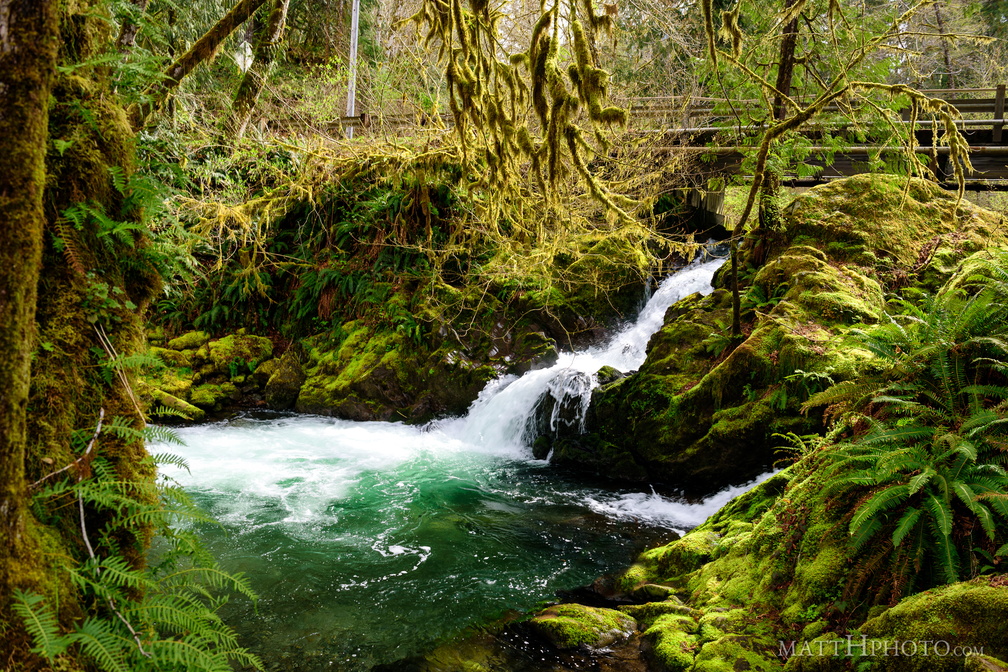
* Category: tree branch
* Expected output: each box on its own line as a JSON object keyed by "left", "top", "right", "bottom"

{"left": 129, "top": 0, "right": 267, "bottom": 129}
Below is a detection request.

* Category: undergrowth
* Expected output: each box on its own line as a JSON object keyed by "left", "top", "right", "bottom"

{"left": 16, "top": 417, "right": 262, "bottom": 672}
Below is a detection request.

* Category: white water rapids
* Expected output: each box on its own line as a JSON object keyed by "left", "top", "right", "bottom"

{"left": 157, "top": 255, "right": 775, "bottom": 671}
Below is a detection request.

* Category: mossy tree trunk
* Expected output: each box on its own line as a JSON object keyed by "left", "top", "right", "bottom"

{"left": 227, "top": 0, "right": 291, "bottom": 139}
{"left": 129, "top": 0, "right": 267, "bottom": 129}
{"left": 0, "top": 0, "right": 60, "bottom": 606}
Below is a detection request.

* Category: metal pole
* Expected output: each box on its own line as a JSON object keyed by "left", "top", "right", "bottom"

{"left": 345, "top": 0, "right": 360, "bottom": 139}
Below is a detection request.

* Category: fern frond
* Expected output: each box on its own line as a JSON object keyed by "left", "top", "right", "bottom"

{"left": 142, "top": 424, "right": 185, "bottom": 445}
{"left": 159, "top": 566, "right": 258, "bottom": 602}
{"left": 69, "top": 618, "right": 133, "bottom": 672}
{"left": 152, "top": 452, "right": 190, "bottom": 472}
{"left": 12, "top": 591, "right": 70, "bottom": 662}
{"left": 925, "top": 493, "right": 954, "bottom": 538}
{"left": 891, "top": 506, "right": 922, "bottom": 547}
{"left": 849, "top": 516, "right": 884, "bottom": 551}
{"left": 850, "top": 483, "right": 911, "bottom": 536}
{"left": 929, "top": 526, "right": 960, "bottom": 583}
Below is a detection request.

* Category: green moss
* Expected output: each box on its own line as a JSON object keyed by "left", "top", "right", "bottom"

{"left": 166, "top": 330, "right": 211, "bottom": 351}
{"left": 620, "top": 599, "right": 698, "bottom": 629}
{"left": 264, "top": 351, "right": 306, "bottom": 410}
{"left": 964, "top": 655, "right": 1008, "bottom": 672}
{"left": 208, "top": 333, "right": 273, "bottom": 375}
{"left": 618, "top": 562, "right": 658, "bottom": 592}
{"left": 694, "top": 636, "right": 782, "bottom": 672}
{"left": 631, "top": 582, "right": 680, "bottom": 602}
{"left": 643, "top": 616, "right": 698, "bottom": 672}
{"left": 855, "top": 579, "right": 1008, "bottom": 670}
{"left": 595, "top": 365, "right": 624, "bottom": 386}
{"left": 149, "top": 345, "right": 192, "bottom": 368}
{"left": 527, "top": 603, "right": 637, "bottom": 650}
{"left": 253, "top": 357, "right": 279, "bottom": 386}
{"left": 189, "top": 384, "right": 225, "bottom": 409}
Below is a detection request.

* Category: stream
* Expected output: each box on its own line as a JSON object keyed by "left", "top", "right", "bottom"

{"left": 157, "top": 257, "right": 758, "bottom": 671}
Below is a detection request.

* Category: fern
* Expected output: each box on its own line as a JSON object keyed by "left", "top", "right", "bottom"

{"left": 819, "top": 270, "right": 1008, "bottom": 597}
{"left": 19, "top": 418, "right": 264, "bottom": 672}
{"left": 12, "top": 590, "right": 70, "bottom": 662}
{"left": 71, "top": 618, "right": 133, "bottom": 672}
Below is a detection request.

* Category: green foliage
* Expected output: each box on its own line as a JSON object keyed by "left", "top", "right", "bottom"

{"left": 20, "top": 440, "right": 262, "bottom": 672}
{"left": 812, "top": 274, "right": 1008, "bottom": 598}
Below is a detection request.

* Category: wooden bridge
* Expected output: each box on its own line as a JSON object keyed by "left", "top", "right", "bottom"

{"left": 336, "top": 86, "right": 1008, "bottom": 190}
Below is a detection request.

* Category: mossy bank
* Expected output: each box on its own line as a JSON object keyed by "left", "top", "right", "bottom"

{"left": 538, "top": 176, "right": 1008, "bottom": 496}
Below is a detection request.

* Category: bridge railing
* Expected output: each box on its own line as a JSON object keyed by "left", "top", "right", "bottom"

{"left": 325, "top": 86, "right": 1007, "bottom": 144}
{"left": 616, "top": 86, "right": 1007, "bottom": 138}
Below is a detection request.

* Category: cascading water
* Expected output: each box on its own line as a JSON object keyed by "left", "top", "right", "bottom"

{"left": 436, "top": 256, "right": 727, "bottom": 452}
{"left": 156, "top": 254, "right": 765, "bottom": 672}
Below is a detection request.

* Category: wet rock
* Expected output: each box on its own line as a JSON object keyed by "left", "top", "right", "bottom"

{"left": 527, "top": 603, "right": 637, "bottom": 651}
{"left": 595, "top": 365, "right": 625, "bottom": 386}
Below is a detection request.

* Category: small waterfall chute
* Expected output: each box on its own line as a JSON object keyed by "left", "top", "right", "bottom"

{"left": 443, "top": 255, "right": 726, "bottom": 453}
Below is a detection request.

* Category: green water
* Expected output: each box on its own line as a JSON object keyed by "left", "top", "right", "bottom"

{"left": 156, "top": 259, "right": 748, "bottom": 670}
{"left": 162, "top": 415, "right": 746, "bottom": 671}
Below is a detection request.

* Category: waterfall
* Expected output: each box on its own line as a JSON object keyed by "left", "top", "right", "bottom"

{"left": 439, "top": 255, "right": 726, "bottom": 453}
{"left": 154, "top": 254, "right": 772, "bottom": 672}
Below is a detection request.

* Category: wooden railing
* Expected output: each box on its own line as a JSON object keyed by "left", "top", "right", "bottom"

{"left": 331, "top": 86, "right": 1008, "bottom": 143}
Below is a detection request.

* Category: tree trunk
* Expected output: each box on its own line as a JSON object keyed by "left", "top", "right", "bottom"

{"left": 758, "top": 0, "right": 798, "bottom": 234}
{"left": 0, "top": 0, "right": 60, "bottom": 603}
{"left": 734, "top": 0, "right": 798, "bottom": 337}
{"left": 933, "top": 2, "right": 956, "bottom": 89}
{"left": 227, "top": 0, "right": 291, "bottom": 140}
{"left": 129, "top": 0, "right": 267, "bottom": 129}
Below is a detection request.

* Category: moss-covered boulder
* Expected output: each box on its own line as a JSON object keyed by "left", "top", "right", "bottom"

{"left": 642, "top": 613, "right": 699, "bottom": 671}
{"left": 205, "top": 331, "right": 273, "bottom": 374}
{"left": 264, "top": 351, "right": 306, "bottom": 410}
{"left": 565, "top": 176, "right": 1008, "bottom": 495}
{"left": 166, "top": 330, "right": 211, "bottom": 351}
{"left": 526, "top": 603, "right": 637, "bottom": 651}
{"left": 855, "top": 578, "right": 1008, "bottom": 671}
{"left": 139, "top": 330, "right": 278, "bottom": 420}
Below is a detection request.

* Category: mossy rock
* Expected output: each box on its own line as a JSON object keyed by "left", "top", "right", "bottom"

{"left": 189, "top": 383, "right": 226, "bottom": 410}
{"left": 620, "top": 599, "right": 698, "bottom": 629}
{"left": 643, "top": 614, "right": 699, "bottom": 672}
{"left": 208, "top": 333, "right": 273, "bottom": 376}
{"left": 694, "top": 635, "right": 782, "bottom": 672}
{"left": 253, "top": 357, "right": 279, "bottom": 387}
{"left": 576, "top": 176, "right": 1008, "bottom": 496}
{"left": 596, "top": 365, "right": 625, "bottom": 386}
{"left": 297, "top": 321, "right": 504, "bottom": 422}
{"left": 631, "top": 582, "right": 680, "bottom": 602}
{"left": 527, "top": 603, "right": 637, "bottom": 651}
{"left": 264, "top": 351, "right": 306, "bottom": 410}
{"left": 167, "top": 330, "right": 211, "bottom": 351}
{"left": 964, "top": 655, "right": 1008, "bottom": 672}
{"left": 149, "top": 345, "right": 192, "bottom": 368}
{"left": 855, "top": 578, "right": 1008, "bottom": 670}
